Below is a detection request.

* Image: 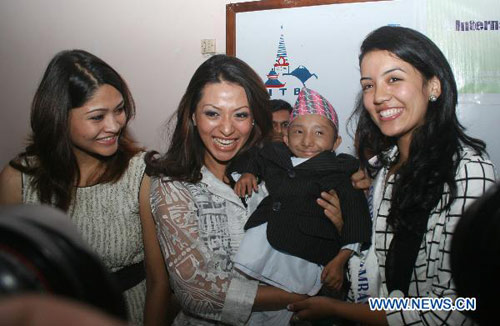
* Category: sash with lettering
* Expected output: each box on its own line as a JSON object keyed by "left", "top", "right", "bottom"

{"left": 348, "top": 154, "right": 388, "bottom": 302}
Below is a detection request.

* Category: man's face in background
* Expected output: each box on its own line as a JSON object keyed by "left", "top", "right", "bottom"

{"left": 272, "top": 109, "right": 290, "bottom": 142}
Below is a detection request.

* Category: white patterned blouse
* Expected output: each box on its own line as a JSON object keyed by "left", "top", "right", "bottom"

{"left": 373, "top": 146, "right": 496, "bottom": 325}
{"left": 151, "top": 166, "right": 293, "bottom": 325}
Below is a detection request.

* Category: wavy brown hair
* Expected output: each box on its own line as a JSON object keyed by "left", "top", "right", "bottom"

{"left": 146, "top": 54, "right": 272, "bottom": 182}
{"left": 11, "top": 49, "right": 141, "bottom": 211}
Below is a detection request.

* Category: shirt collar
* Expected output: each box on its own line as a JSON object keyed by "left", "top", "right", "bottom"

{"left": 369, "top": 145, "right": 399, "bottom": 169}
{"left": 200, "top": 166, "right": 247, "bottom": 209}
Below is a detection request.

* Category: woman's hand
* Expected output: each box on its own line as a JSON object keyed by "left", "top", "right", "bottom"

{"left": 253, "top": 286, "right": 308, "bottom": 312}
{"left": 317, "top": 168, "right": 372, "bottom": 233}
{"left": 317, "top": 190, "right": 343, "bottom": 233}
{"left": 288, "top": 296, "right": 337, "bottom": 321}
{"left": 289, "top": 297, "right": 388, "bottom": 325}
{"left": 351, "top": 168, "right": 372, "bottom": 191}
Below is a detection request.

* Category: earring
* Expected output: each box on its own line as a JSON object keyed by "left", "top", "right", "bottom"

{"left": 192, "top": 119, "right": 197, "bottom": 126}
{"left": 429, "top": 95, "right": 437, "bottom": 102}
{"left": 252, "top": 120, "right": 255, "bottom": 126}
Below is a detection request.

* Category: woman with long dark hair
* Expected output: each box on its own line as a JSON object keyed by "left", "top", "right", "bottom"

{"left": 0, "top": 50, "right": 169, "bottom": 325}
{"left": 289, "top": 26, "right": 496, "bottom": 325}
{"left": 146, "top": 54, "right": 343, "bottom": 325}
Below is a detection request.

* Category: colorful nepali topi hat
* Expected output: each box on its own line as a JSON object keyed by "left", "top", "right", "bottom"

{"left": 290, "top": 87, "right": 339, "bottom": 130}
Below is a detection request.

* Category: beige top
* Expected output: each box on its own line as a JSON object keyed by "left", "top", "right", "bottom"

{"left": 22, "top": 152, "right": 147, "bottom": 325}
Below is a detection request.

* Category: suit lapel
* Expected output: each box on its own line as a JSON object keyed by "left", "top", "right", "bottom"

{"left": 259, "top": 142, "right": 293, "bottom": 170}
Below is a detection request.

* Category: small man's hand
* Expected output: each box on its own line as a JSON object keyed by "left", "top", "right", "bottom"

{"left": 234, "top": 173, "right": 258, "bottom": 197}
{"left": 321, "top": 258, "right": 344, "bottom": 291}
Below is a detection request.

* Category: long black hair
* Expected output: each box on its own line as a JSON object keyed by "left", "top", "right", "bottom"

{"left": 349, "top": 26, "right": 486, "bottom": 295}
{"left": 146, "top": 54, "right": 272, "bottom": 182}
{"left": 11, "top": 50, "right": 140, "bottom": 211}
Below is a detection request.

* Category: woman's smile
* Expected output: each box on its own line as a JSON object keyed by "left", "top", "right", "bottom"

{"left": 193, "top": 81, "right": 253, "bottom": 175}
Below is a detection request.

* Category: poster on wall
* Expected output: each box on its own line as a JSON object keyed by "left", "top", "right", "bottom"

{"left": 426, "top": 0, "right": 500, "bottom": 168}
{"left": 236, "top": 0, "right": 422, "bottom": 154}
{"left": 427, "top": 0, "right": 500, "bottom": 99}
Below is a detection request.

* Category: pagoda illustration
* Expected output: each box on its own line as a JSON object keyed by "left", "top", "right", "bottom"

{"left": 264, "top": 26, "right": 318, "bottom": 90}
{"left": 264, "top": 28, "right": 289, "bottom": 88}
{"left": 273, "top": 33, "right": 290, "bottom": 74}
{"left": 264, "top": 68, "right": 286, "bottom": 88}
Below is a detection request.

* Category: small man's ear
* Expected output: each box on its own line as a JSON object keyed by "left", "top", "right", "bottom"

{"left": 332, "top": 135, "right": 342, "bottom": 151}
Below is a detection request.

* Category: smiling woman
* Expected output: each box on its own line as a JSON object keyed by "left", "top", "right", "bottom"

{"left": 0, "top": 50, "right": 170, "bottom": 326}
{"left": 69, "top": 84, "right": 126, "bottom": 165}
{"left": 145, "top": 55, "right": 350, "bottom": 325}
{"left": 359, "top": 50, "right": 441, "bottom": 158}
{"left": 193, "top": 81, "right": 254, "bottom": 179}
{"left": 288, "top": 26, "right": 497, "bottom": 326}
{"left": 146, "top": 54, "right": 272, "bottom": 184}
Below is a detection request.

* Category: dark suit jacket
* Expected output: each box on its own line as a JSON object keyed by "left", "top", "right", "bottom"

{"left": 231, "top": 142, "right": 371, "bottom": 266}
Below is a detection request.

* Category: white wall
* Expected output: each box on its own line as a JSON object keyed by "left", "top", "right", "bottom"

{"left": 0, "top": 0, "right": 252, "bottom": 166}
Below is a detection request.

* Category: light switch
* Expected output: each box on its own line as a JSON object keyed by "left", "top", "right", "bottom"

{"left": 201, "top": 39, "right": 216, "bottom": 54}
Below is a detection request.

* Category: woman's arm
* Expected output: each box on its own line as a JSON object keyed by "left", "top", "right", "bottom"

{"left": 139, "top": 175, "right": 172, "bottom": 326}
{"left": 0, "top": 164, "right": 22, "bottom": 205}
{"left": 289, "top": 297, "right": 387, "bottom": 325}
{"left": 253, "top": 286, "right": 307, "bottom": 312}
